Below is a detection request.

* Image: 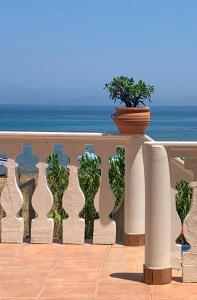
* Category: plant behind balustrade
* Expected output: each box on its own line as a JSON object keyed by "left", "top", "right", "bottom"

{"left": 176, "top": 180, "right": 192, "bottom": 224}
{"left": 176, "top": 180, "right": 192, "bottom": 244}
{"left": 47, "top": 153, "right": 68, "bottom": 238}
{"left": 78, "top": 153, "right": 100, "bottom": 239}
{"left": 47, "top": 148, "right": 125, "bottom": 239}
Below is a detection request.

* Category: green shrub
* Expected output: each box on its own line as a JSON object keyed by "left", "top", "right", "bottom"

{"left": 47, "top": 153, "right": 69, "bottom": 238}
{"left": 78, "top": 153, "right": 100, "bottom": 239}
{"left": 176, "top": 180, "right": 192, "bottom": 224}
{"left": 176, "top": 180, "right": 192, "bottom": 245}
{"left": 47, "top": 147, "right": 125, "bottom": 239}
{"left": 104, "top": 76, "right": 154, "bottom": 107}
{"left": 109, "top": 147, "right": 125, "bottom": 207}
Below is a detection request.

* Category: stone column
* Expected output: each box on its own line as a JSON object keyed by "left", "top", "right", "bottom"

{"left": 143, "top": 142, "right": 172, "bottom": 284}
{"left": 123, "top": 136, "right": 145, "bottom": 246}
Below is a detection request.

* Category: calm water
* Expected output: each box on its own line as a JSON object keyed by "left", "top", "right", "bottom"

{"left": 1, "top": 104, "right": 197, "bottom": 141}
{"left": 1, "top": 104, "right": 197, "bottom": 173}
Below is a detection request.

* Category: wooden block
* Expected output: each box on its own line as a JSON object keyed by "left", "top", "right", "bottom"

{"left": 144, "top": 265, "right": 172, "bottom": 285}
{"left": 123, "top": 233, "right": 145, "bottom": 246}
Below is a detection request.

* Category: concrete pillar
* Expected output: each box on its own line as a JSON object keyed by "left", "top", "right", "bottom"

{"left": 143, "top": 142, "right": 172, "bottom": 284}
{"left": 124, "top": 136, "right": 145, "bottom": 246}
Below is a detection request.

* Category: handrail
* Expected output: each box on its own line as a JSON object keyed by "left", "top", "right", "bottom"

{"left": 0, "top": 131, "right": 143, "bottom": 144}
{"left": 145, "top": 141, "right": 197, "bottom": 146}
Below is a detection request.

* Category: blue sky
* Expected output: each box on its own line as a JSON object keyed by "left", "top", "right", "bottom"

{"left": 0, "top": 0, "right": 197, "bottom": 105}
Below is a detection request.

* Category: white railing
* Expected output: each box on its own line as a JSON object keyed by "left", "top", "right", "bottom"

{"left": 143, "top": 141, "right": 197, "bottom": 284}
{"left": 0, "top": 131, "right": 146, "bottom": 245}
{"left": 2, "top": 132, "right": 197, "bottom": 284}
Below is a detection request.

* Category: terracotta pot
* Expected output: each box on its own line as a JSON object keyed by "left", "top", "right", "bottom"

{"left": 112, "top": 107, "right": 151, "bottom": 134}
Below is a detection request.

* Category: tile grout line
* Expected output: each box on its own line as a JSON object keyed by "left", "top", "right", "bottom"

{"left": 93, "top": 245, "right": 112, "bottom": 300}
{"left": 35, "top": 244, "right": 65, "bottom": 300}
{"left": 150, "top": 285, "right": 153, "bottom": 300}
{"left": 137, "top": 246, "right": 153, "bottom": 299}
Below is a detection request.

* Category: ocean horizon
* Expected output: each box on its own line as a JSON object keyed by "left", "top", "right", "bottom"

{"left": 0, "top": 104, "right": 197, "bottom": 141}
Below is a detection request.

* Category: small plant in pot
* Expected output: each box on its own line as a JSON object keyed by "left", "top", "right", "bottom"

{"left": 104, "top": 76, "right": 154, "bottom": 134}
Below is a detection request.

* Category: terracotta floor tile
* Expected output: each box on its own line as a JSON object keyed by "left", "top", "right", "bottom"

{"left": 152, "top": 299, "right": 184, "bottom": 300}
{"left": 61, "top": 244, "right": 108, "bottom": 260}
{"left": 0, "top": 298, "right": 35, "bottom": 300}
{"left": 96, "top": 284, "right": 151, "bottom": 299}
{"left": 99, "top": 244, "right": 143, "bottom": 285}
{"left": 101, "top": 271, "right": 144, "bottom": 285}
{"left": 18, "top": 244, "right": 63, "bottom": 259}
{"left": 49, "top": 272, "right": 100, "bottom": 284}
{"left": 152, "top": 284, "right": 197, "bottom": 298}
{"left": 56, "top": 259, "right": 102, "bottom": 269}
{"left": 103, "top": 257, "right": 138, "bottom": 268}
{"left": 0, "top": 269, "right": 49, "bottom": 282}
{"left": 97, "top": 298, "right": 151, "bottom": 300}
{"left": 50, "top": 260, "right": 102, "bottom": 283}
{"left": 39, "top": 296, "right": 95, "bottom": 300}
{"left": 40, "top": 282, "right": 96, "bottom": 298}
{"left": 0, "top": 281, "right": 43, "bottom": 297}
{"left": 0, "top": 249, "right": 20, "bottom": 258}
{"left": 0, "top": 243, "right": 197, "bottom": 299}
{"left": 107, "top": 246, "right": 140, "bottom": 257}
{"left": 9, "top": 257, "right": 58, "bottom": 271}
{"left": 39, "top": 298, "right": 93, "bottom": 300}
{"left": 152, "top": 298, "right": 184, "bottom": 300}
{"left": 0, "top": 258, "right": 13, "bottom": 267}
{"left": 0, "top": 243, "right": 22, "bottom": 249}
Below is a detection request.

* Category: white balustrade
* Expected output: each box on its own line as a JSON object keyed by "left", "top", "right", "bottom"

{"left": 93, "top": 143, "right": 116, "bottom": 244}
{"left": 143, "top": 142, "right": 172, "bottom": 284}
{"left": 3, "top": 132, "right": 197, "bottom": 284}
{"left": 62, "top": 143, "right": 85, "bottom": 244}
{"left": 31, "top": 143, "right": 54, "bottom": 243}
{"left": 169, "top": 158, "right": 186, "bottom": 268}
{"left": 143, "top": 141, "right": 197, "bottom": 284}
{"left": 0, "top": 132, "right": 129, "bottom": 245}
{"left": 182, "top": 157, "right": 197, "bottom": 282}
{"left": 124, "top": 136, "right": 145, "bottom": 246}
{"left": 0, "top": 143, "right": 24, "bottom": 243}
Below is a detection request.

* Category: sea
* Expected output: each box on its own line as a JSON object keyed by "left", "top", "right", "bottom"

{"left": 1, "top": 104, "right": 197, "bottom": 141}
{"left": 0, "top": 104, "right": 197, "bottom": 173}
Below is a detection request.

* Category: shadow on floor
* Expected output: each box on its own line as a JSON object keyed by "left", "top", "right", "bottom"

{"left": 110, "top": 273, "right": 183, "bottom": 284}
{"left": 172, "top": 276, "right": 182, "bottom": 283}
{"left": 110, "top": 272, "right": 144, "bottom": 283}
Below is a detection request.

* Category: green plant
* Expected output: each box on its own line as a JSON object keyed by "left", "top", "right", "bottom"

{"left": 104, "top": 76, "right": 154, "bottom": 107}
{"left": 47, "top": 147, "right": 125, "bottom": 240}
{"left": 176, "top": 180, "right": 192, "bottom": 245}
{"left": 109, "top": 147, "right": 125, "bottom": 207}
{"left": 176, "top": 180, "right": 192, "bottom": 224}
{"left": 47, "top": 153, "right": 69, "bottom": 238}
{"left": 78, "top": 152, "right": 100, "bottom": 239}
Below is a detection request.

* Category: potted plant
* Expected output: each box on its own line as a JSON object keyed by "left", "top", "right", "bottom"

{"left": 104, "top": 76, "right": 154, "bottom": 134}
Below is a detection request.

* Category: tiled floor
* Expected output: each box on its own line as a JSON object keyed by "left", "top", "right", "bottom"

{"left": 0, "top": 243, "right": 196, "bottom": 299}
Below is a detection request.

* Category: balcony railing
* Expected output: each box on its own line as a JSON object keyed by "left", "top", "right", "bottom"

{"left": 0, "top": 131, "right": 146, "bottom": 246}
{"left": 143, "top": 141, "right": 197, "bottom": 284}
{"left": 1, "top": 131, "right": 197, "bottom": 284}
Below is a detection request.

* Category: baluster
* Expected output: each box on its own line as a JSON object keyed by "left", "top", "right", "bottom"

{"left": 0, "top": 144, "right": 24, "bottom": 243}
{"left": 143, "top": 142, "right": 172, "bottom": 284}
{"left": 168, "top": 157, "right": 183, "bottom": 268}
{"left": 93, "top": 144, "right": 116, "bottom": 244}
{"left": 31, "top": 143, "right": 54, "bottom": 243}
{"left": 183, "top": 157, "right": 197, "bottom": 282}
{"left": 124, "top": 137, "right": 145, "bottom": 246}
{"left": 62, "top": 144, "right": 85, "bottom": 244}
